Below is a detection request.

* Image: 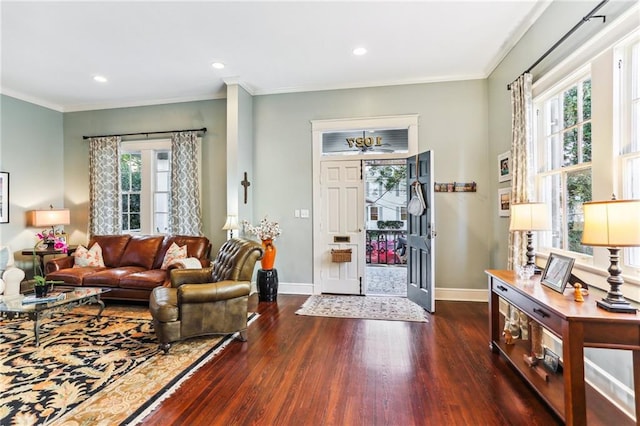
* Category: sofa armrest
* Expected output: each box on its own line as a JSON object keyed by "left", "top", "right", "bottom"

{"left": 178, "top": 280, "right": 250, "bottom": 303}
{"left": 170, "top": 267, "right": 214, "bottom": 288}
{"left": 46, "top": 256, "right": 75, "bottom": 273}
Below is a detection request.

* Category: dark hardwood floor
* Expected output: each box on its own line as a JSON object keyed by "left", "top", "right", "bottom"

{"left": 140, "top": 294, "right": 562, "bottom": 426}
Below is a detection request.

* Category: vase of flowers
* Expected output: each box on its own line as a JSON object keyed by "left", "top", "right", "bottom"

{"left": 32, "top": 232, "right": 68, "bottom": 296}
{"left": 243, "top": 217, "right": 281, "bottom": 270}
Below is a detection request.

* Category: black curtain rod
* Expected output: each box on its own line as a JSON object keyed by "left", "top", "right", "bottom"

{"left": 82, "top": 127, "right": 207, "bottom": 140}
{"left": 507, "top": 0, "right": 609, "bottom": 90}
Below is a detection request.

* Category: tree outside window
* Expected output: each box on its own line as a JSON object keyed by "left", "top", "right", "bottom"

{"left": 536, "top": 77, "right": 592, "bottom": 255}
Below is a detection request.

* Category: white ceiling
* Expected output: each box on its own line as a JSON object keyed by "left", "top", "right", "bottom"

{"left": 0, "top": 1, "right": 551, "bottom": 112}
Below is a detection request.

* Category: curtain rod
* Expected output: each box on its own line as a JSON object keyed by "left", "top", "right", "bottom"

{"left": 507, "top": 0, "right": 609, "bottom": 90}
{"left": 82, "top": 127, "right": 207, "bottom": 140}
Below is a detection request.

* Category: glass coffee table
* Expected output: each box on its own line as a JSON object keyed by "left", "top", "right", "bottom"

{"left": 0, "top": 287, "right": 110, "bottom": 346}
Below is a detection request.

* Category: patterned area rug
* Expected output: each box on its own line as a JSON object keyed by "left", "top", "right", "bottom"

{"left": 295, "top": 295, "right": 428, "bottom": 322}
{"left": 0, "top": 305, "right": 255, "bottom": 425}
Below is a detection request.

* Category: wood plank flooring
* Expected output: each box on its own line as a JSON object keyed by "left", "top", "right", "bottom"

{"left": 140, "top": 294, "right": 562, "bottom": 425}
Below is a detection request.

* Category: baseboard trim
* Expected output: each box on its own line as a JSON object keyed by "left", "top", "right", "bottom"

{"left": 435, "top": 288, "right": 488, "bottom": 302}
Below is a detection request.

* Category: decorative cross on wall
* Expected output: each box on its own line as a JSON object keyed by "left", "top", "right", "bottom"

{"left": 241, "top": 172, "right": 251, "bottom": 204}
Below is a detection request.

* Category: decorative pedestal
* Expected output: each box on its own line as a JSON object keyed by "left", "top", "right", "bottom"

{"left": 257, "top": 269, "right": 278, "bottom": 302}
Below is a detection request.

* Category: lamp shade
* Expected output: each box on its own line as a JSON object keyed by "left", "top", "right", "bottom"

{"left": 509, "top": 203, "right": 551, "bottom": 231}
{"left": 27, "top": 208, "right": 70, "bottom": 228}
{"left": 581, "top": 199, "right": 640, "bottom": 247}
{"left": 222, "top": 215, "right": 239, "bottom": 231}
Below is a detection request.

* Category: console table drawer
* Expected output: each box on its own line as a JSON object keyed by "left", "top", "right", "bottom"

{"left": 492, "top": 280, "right": 562, "bottom": 334}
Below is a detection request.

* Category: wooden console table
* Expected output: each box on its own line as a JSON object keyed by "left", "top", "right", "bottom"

{"left": 486, "top": 269, "right": 639, "bottom": 425}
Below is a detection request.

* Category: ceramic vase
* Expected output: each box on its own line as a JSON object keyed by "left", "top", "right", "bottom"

{"left": 261, "top": 239, "right": 276, "bottom": 270}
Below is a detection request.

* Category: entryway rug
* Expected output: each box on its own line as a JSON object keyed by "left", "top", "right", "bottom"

{"left": 295, "top": 295, "right": 428, "bottom": 322}
{"left": 0, "top": 305, "right": 256, "bottom": 425}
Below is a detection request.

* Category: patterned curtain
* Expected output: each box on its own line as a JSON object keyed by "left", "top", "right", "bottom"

{"left": 507, "top": 73, "right": 533, "bottom": 269}
{"left": 89, "top": 136, "right": 121, "bottom": 236}
{"left": 169, "top": 132, "right": 203, "bottom": 236}
{"left": 504, "top": 73, "right": 534, "bottom": 342}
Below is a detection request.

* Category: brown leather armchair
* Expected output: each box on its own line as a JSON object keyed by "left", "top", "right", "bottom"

{"left": 149, "top": 238, "right": 263, "bottom": 353}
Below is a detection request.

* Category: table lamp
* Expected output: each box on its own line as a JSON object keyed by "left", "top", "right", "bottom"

{"left": 581, "top": 197, "right": 640, "bottom": 313}
{"left": 509, "top": 202, "right": 551, "bottom": 273}
{"left": 27, "top": 205, "right": 71, "bottom": 247}
{"left": 222, "top": 215, "right": 239, "bottom": 239}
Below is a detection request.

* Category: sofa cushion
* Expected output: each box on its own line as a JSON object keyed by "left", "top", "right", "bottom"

{"left": 120, "top": 235, "right": 164, "bottom": 269}
{"left": 74, "top": 243, "right": 105, "bottom": 267}
{"left": 161, "top": 242, "right": 187, "bottom": 270}
{"left": 119, "top": 269, "right": 169, "bottom": 290}
{"left": 89, "top": 235, "right": 131, "bottom": 267}
{"left": 46, "top": 266, "right": 105, "bottom": 285}
{"left": 82, "top": 266, "right": 146, "bottom": 287}
{"left": 153, "top": 235, "right": 211, "bottom": 270}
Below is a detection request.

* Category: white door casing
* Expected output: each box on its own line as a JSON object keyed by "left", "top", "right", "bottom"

{"left": 312, "top": 115, "right": 419, "bottom": 295}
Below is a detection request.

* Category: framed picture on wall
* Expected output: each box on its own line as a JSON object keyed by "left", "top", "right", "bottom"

{"left": 498, "top": 151, "right": 511, "bottom": 182}
{"left": 0, "top": 171, "right": 8, "bottom": 223}
{"left": 498, "top": 188, "right": 511, "bottom": 217}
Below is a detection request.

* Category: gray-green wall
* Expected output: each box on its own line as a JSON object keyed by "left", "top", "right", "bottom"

{"left": 253, "top": 81, "right": 490, "bottom": 289}
{"left": 0, "top": 95, "right": 64, "bottom": 262}
{"left": 62, "top": 100, "right": 227, "bottom": 249}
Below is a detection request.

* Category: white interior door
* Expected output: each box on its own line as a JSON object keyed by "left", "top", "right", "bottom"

{"left": 319, "top": 160, "right": 364, "bottom": 294}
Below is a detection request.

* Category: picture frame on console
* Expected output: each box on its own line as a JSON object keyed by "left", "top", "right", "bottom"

{"left": 540, "top": 253, "right": 575, "bottom": 293}
{"left": 0, "top": 171, "right": 8, "bottom": 223}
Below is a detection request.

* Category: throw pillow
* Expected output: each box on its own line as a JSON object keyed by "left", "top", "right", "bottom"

{"left": 73, "top": 243, "right": 105, "bottom": 268}
{"left": 161, "top": 242, "right": 187, "bottom": 270}
{"left": 0, "top": 246, "right": 10, "bottom": 276}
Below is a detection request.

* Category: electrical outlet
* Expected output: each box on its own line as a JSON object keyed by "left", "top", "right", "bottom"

{"left": 294, "top": 209, "right": 300, "bottom": 218}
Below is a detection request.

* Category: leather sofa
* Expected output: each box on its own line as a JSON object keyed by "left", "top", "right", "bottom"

{"left": 45, "top": 234, "right": 211, "bottom": 302}
{"left": 149, "top": 237, "right": 263, "bottom": 353}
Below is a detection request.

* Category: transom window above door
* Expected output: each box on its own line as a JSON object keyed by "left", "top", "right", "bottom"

{"left": 321, "top": 128, "right": 408, "bottom": 156}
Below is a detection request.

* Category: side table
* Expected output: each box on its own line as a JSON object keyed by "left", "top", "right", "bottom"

{"left": 21, "top": 246, "right": 76, "bottom": 274}
{"left": 257, "top": 269, "right": 278, "bottom": 302}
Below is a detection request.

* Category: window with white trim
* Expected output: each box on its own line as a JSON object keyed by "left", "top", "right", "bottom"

{"left": 369, "top": 206, "right": 379, "bottom": 221}
{"left": 619, "top": 37, "right": 640, "bottom": 270}
{"left": 120, "top": 140, "right": 171, "bottom": 235}
{"left": 535, "top": 73, "right": 593, "bottom": 255}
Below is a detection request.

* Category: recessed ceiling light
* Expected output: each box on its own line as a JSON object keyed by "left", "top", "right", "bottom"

{"left": 93, "top": 75, "right": 108, "bottom": 83}
{"left": 353, "top": 47, "right": 367, "bottom": 56}
{"left": 212, "top": 62, "right": 225, "bottom": 69}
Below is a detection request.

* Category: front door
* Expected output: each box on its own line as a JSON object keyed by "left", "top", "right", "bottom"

{"left": 406, "top": 151, "right": 435, "bottom": 312}
{"left": 319, "top": 160, "right": 364, "bottom": 294}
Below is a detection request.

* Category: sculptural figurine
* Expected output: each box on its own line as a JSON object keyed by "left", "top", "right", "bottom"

{"left": 574, "top": 283, "right": 585, "bottom": 302}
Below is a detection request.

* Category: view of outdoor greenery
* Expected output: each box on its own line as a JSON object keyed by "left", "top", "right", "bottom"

{"left": 563, "top": 80, "right": 592, "bottom": 254}
{"left": 120, "top": 153, "right": 142, "bottom": 231}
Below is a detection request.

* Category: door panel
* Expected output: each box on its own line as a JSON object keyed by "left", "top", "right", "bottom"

{"left": 407, "top": 151, "right": 435, "bottom": 312}
{"left": 320, "top": 160, "right": 364, "bottom": 294}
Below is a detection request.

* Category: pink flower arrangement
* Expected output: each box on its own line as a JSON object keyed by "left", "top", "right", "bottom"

{"left": 36, "top": 230, "right": 68, "bottom": 253}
